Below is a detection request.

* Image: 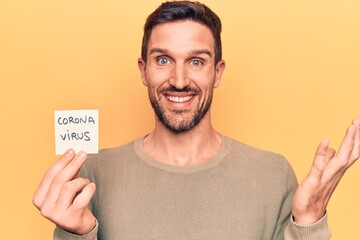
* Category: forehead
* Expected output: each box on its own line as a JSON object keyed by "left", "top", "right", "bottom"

{"left": 148, "top": 20, "right": 215, "bottom": 56}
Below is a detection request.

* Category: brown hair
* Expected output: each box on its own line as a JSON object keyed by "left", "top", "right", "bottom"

{"left": 141, "top": 1, "right": 222, "bottom": 64}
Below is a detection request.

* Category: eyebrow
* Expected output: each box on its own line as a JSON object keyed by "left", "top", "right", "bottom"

{"left": 191, "top": 49, "right": 212, "bottom": 57}
{"left": 149, "top": 48, "right": 167, "bottom": 55}
{"left": 149, "top": 48, "right": 212, "bottom": 58}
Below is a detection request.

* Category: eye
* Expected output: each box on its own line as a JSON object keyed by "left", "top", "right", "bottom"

{"left": 157, "top": 57, "right": 171, "bottom": 65}
{"left": 189, "top": 59, "right": 203, "bottom": 66}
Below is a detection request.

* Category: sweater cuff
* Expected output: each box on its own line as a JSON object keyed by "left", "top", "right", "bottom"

{"left": 284, "top": 213, "right": 331, "bottom": 240}
{"left": 53, "top": 221, "right": 98, "bottom": 240}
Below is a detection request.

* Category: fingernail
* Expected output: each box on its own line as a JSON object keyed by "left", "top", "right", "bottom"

{"left": 77, "top": 152, "right": 86, "bottom": 159}
{"left": 65, "top": 149, "right": 74, "bottom": 156}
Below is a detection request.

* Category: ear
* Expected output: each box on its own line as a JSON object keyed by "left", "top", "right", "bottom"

{"left": 137, "top": 58, "right": 148, "bottom": 86}
{"left": 213, "top": 60, "right": 225, "bottom": 88}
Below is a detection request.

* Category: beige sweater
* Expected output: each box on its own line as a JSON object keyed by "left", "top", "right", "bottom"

{"left": 54, "top": 136, "right": 331, "bottom": 240}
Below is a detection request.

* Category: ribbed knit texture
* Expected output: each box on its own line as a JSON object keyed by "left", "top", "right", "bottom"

{"left": 54, "top": 136, "right": 330, "bottom": 240}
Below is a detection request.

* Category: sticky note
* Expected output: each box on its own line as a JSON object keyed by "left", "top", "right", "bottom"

{"left": 55, "top": 109, "right": 99, "bottom": 155}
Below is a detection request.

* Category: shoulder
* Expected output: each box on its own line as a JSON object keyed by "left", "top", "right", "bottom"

{"left": 80, "top": 138, "right": 141, "bottom": 178}
{"left": 223, "top": 136, "right": 296, "bottom": 180}
{"left": 224, "top": 136, "right": 288, "bottom": 166}
{"left": 223, "top": 135, "right": 298, "bottom": 192}
{"left": 90, "top": 139, "right": 136, "bottom": 162}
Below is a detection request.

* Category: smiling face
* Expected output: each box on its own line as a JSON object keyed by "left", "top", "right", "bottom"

{"left": 138, "top": 20, "right": 225, "bottom": 134}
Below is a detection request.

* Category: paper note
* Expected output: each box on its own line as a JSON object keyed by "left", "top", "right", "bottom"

{"left": 55, "top": 109, "right": 99, "bottom": 155}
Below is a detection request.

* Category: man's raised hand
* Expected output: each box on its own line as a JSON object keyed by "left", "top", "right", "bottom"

{"left": 292, "top": 118, "right": 360, "bottom": 224}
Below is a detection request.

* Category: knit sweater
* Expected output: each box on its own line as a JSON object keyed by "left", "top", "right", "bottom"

{"left": 54, "top": 136, "right": 331, "bottom": 239}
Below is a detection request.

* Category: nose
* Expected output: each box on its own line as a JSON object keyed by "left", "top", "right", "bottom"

{"left": 169, "top": 63, "right": 190, "bottom": 89}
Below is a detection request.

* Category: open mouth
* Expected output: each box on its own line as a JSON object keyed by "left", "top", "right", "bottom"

{"left": 166, "top": 95, "right": 194, "bottom": 103}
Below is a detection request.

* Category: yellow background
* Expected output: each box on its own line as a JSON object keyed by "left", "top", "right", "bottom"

{"left": 1, "top": 0, "right": 359, "bottom": 238}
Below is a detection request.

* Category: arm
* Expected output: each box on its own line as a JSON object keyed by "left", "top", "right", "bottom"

{"left": 272, "top": 158, "right": 331, "bottom": 240}
{"left": 284, "top": 118, "right": 359, "bottom": 239}
{"left": 32, "top": 149, "right": 97, "bottom": 239}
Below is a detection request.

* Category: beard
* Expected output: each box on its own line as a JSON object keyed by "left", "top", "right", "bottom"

{"left": 148, "top": 86, "right": 213, "bottom": 134}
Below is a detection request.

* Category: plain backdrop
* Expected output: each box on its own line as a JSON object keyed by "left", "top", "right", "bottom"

{"left": 1, "top": 0, "right": 359, "bottom": 239}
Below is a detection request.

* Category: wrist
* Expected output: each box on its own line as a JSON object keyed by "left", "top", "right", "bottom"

{"left": 292, "top": 210, "right": 326, "bottom": 225}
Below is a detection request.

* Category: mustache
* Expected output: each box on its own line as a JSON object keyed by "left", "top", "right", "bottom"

{"left": 159, "top": 86, "right": 200, "bottom": 94}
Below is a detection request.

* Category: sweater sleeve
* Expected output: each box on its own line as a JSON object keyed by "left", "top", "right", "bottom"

{"left": 272, "top": 158, "right": 298, "bottom": 239}
{"left": 53, "top": 221, "right": 98, "bottom": 240}
{"left": 284, "top": 213, "right": 331, "bottom": 239}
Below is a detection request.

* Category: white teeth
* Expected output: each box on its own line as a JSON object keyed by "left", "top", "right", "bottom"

{"left": 167, "top": 95, "right": 193, "bottom": 103}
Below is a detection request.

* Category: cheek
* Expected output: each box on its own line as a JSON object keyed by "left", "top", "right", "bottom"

{"left": 191, "top": 73, "right": 216, "bottom": 92}
{"left": 146, "top": 67, "right": 172, "bottom": 85}
{"left": 148, "top": 85, "right": 163, "bottom": 102}
{"left": 148, "top": 87, "right": 158, "bottom": 100}
{"left": 189, "top": 67, "right": 216, "bottom": 82}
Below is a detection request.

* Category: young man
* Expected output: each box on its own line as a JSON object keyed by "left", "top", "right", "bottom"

{"left": 33, "top": 1, "right": 360, "bottom": 239}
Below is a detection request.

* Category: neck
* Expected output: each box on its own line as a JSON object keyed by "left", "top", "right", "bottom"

{"left": 142, "top": 114, "right": 222, "bottom": 167}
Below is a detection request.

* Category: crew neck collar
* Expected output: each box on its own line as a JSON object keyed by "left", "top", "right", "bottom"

{"left": 133, "top": 135, "right": 231, "bottom": 173}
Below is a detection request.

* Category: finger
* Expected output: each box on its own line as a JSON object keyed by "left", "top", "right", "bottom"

{"left": 336, "top": 124, "right": 356, "bottom": 162}
{"left": 33, "top": 149, "right": 75, "bottom": 208}
{"left": 349, "top": 118, "right": 360, "bottom": 162}
{"left": 56, "top": 178, "right": 91, "bottom": 210}
{"left": 325, "top": 147, "right": 336, "bottom": 163}
{"left": 310, "top": 140, "right": 330, "bottom": 178}
{"left": 352, "top": 117, "right": 360, "bottom": 126}
{"left": 43, "top": 152, "right": 88, "bottom": 205}
{"left": 71, "top": 182, "right": 96, "bottom": 211}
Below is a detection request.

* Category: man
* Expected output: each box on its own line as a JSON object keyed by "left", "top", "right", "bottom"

{"left": 33, "top": 1, "right": 359, "bottom": 239}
